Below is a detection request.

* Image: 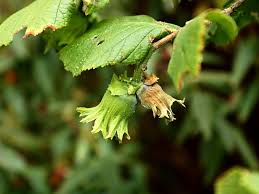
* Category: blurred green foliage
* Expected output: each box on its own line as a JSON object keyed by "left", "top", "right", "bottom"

{"left": 0, "top": 0, "right": 259, "bottom": 194}
{"left": 215, "top": 167, "right": 259, "bottom": 194}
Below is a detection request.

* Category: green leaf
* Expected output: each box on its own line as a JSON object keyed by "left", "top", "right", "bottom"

{"left": 215, "top": 119, "right": 236, "bottom": 152}
{"left": 215, "top": 119, "right": 258, "bottom": 169}
{"left": 191, "top": 91, "right": 215, "bottom": 139}
{"left": 0, "top": 143, "right": 27, "bottom": 173}
{"left": 242, "top": 171, "right": 259, "bottom": 194}
{"left": 200, "top": 138, "right": 224, "bottom": 183}
{"left": 59, "top": 15, "right": 179, "bottom": 76}
{"left": 194, "top": 71, "right": 232, "bottom": 93}
{"left": 0, "top": 128, "right": 45, "bottom": 151}
{"left": 3, "top": 86, "right": 28, "bottom": 123}
{"left": 22, "top": 167, "right": 50, "bottom": 194}
{"left": 231, "top": 38, "right": 257, "bottom": 87}
{"left": 43, "top": 12, "right": 89, "bottom": 53}
{"left": 0, "top": 0, "right": 77, "bottom": 47}
{"left": 32, "top": 59, "right": 54, "bottom": 97}
{"left": 176, "top": 112, "right": 197, "bottom": 143}
{"left": 168, "top": 16, "right": 206, "bottom": 90}
{"left": 215, "top": 167, "right": 259, "bottom": 194}
{"left": 238, "top": 78, "right": 259, "bottom": 122}
{"left": 206, "top": 10, "right": 238, "bottom": 44}
{"left": 233, "top": 129, "right": 259, "bottom": 169}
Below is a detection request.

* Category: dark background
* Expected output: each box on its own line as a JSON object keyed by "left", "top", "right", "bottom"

{"left": 0, "top": 0, "right": 258, "bottom": 194}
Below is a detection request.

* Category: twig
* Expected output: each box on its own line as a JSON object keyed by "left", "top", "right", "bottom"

{"left": 223, "top": 0, "right": 245, "bottom": 15}
{"left": 153, "top": 30, "right": 178, "bottom": 49}
{"left": 152, "top": 0, "right": 246, "bottom": 49}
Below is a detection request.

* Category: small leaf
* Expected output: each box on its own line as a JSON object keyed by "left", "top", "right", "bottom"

{"left": 0, "top": 143, "right": 27, "bottom": 173}
{"left": 194, "top": 71, "right": 232, "bottom": 92}
{"left": 0, "top": 0, "right": 77, "bottom": 47}
{"left": 191, "top": 91, "right": 215, "bottom": 139}
{"left": 215, "top": 119, "right": 236, "bottom": 152}
{"left": 215, "top": 167, "right": 259, "bottom": 194}
{"left": 215, "top": 119, "right": 258, "bottom": 169}
{"left": 168, "top": 16, "right": 206, "bottom": 90}
{"left": 231, "top": 38, "right": 257, "bottom": 87}
{"left": 233, "top": 129, "right": 259, "bottom": 169}
{"left": 22, "top": 167, "right": 50, "bottom": 194}
{"left": 0, "top": 128, "right": 44, "bottom": 151}
{"left": 59, "top": 15, "right": 179, "bottom": 76}
{"left": 33, "top": 59, "right": 54, "bottom": 96}
{"left": 206, "top": 10, "right": 238, "bottom": 44}
{"left": 238, "top": 78, "right": 259, "bottom": 122}
{"left": 3, "top": 86, "right": 28, "bottom": 123}
{"left": 200, "top": 138, "right": 224, "bottom": 183}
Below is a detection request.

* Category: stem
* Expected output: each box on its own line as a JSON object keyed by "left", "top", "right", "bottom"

{"left": 153, "top": 31, "right": 178, "bottom": 49}
{"left": 133, "top": 46, "right": 157, "bottom": 82}
{"left": 223, "top": 0, "right": 245, "bottom": 15}
{"left": 133, "top": 63, "right": 143, "bottom": 82}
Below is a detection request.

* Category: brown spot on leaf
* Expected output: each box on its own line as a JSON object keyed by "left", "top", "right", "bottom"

{"left": 23, "top": 25, "right": 57, "bottom": 38}
{"left": 97, "top": 39, "right": 105, "bottom": 46}
{"left": 23, "top": 31, "right": 37, "bottom": 38}
{"left": 45, "top": 24, "right": 57, "bottom": 31}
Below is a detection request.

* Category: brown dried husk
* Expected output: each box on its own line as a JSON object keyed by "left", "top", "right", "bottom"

{"left": 137, "top": 83, "right": 185, "bottom": 122}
